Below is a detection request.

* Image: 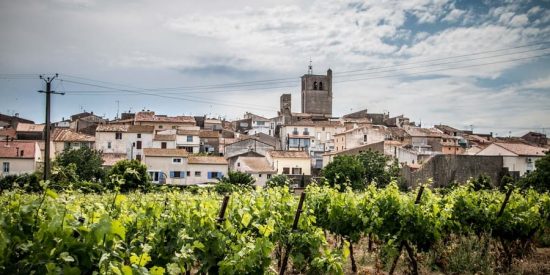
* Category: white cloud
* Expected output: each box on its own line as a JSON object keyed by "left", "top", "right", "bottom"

{"left": 443, "top": 9, "right": 466, "bottom": 22}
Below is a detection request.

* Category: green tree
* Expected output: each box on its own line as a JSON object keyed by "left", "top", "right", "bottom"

{"left": 519, "top": 152, "right": 550, "bottom": 192}
{"left": 321, "top": 155, "right": 365, "bottom": 191}
{"left": 54, "top": 147, "right": 105, "bottom": 182}
{"left": 358, "top": 149, "right": 392, "bottom": 187}
{"left": 108, "top": 159, "right": 150, "bottom": 192}
{"left": 218, "top": 171, "right": 255, "bottom": 187}
{"left": 266, "top": 174, "right": 292, "bottom": 189}
{"left": 469, "top": 174, "right": 493, "bottom": 191}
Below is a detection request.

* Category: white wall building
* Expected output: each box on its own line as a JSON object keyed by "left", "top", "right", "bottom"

{"left": 477, "top": 142, "right": 548, "bottom": 176}
{"left": 0, "top": 141, "right": 41, "bottom": 177}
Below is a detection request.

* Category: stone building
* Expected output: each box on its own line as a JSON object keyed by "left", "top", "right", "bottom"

{"left": 301, "top": 68, "right": 332, "bottom": 116}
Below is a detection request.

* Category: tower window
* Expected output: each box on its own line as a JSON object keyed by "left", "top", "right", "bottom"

{"left": 319, "top": 82, "right": 323, "bottom": 90}
{"left": 313, "top": 81, "right": 318, "bottom": 90}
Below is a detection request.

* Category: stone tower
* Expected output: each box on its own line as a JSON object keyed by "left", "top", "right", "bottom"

{"left": 280, "top": 93, "right": 292, "bottom": 124}
{"left": 301, "top": 68, "right": 332, "bottom": 116}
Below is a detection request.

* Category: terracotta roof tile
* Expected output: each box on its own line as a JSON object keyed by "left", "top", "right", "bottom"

{"left": 143, "top": 148, "right": 189, "bottom": 157}
{"left": 154, "top": 134, "right": 176, "bottom": 141}
{"left": 177, "top": 129, "right": 200, "bottom": 136}
{"left": 495, "top": 142, "right": 547, "bottom": 156}
{"left": 135, "top": 111, "right": 195, "bottom": 123}
{"left": 0, "top": 141, "right": 36, "bottom": 159}
{"left": 15, "top": 123, "right": 45, "bottom": 132}
{"left": 237, "top": 157, "right": 275, "bottom": 173}
{"left": 188, "top": 156, "right": 228, "bottom": 164}
{"left": 199, "top": 130, "right": 219, "bottom": 138}
{"left": 96, "top": 124, "right": 154, "bottom": 133}
{"left": 268, "top": 150, "right": 310, "bottom": 159}
{"left": 52, "top": 129, "right": 95, "bottom": 142}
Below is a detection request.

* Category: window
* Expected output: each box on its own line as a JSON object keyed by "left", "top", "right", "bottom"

{"left": 208, "top": 172, "right": 222, "bottom": 179}
{"left": 319, "top": 82, "right": 323, "bottom": 90}
{"left": 173, "top": 158, "right": 182, "bottom": 163}
{"left": 172, "top": 126, "right": 177, "bottom": 129}
{"left": 170, "top": 171, "right": 184, "bottom": 178}
{"left": 292, "top": 168, "right": 302, "bottom": 175}
{"left": 303, "top": 128, "right": 309, "bottom": 135}
{"left": 186, "top": 171, "right": 191, "bottom": 177}
{"left": 2, "top": 162, "right": 9, "bottom": 173}
{"left": 282, "top": 167, "right": 290, "bottom": 174}
{"left": 136, "top": 140, "right": 142, "bottom": 149}
{"left": 313, "top": 81, "right": 318, "bottom": 90}
{"left": 137, "top": 133, "right": 141, "bottom": 138}
{"left": 136, "top": 154, "right": 142, "bottom": 161}
{"left": 363, "top": 135, "right": 368, "bottom": 142}
{"left": 20, "top": 150, "right": 24, "bottom": 157}
{"left": 159, "top": 125, "right": 163, "bottom": 129}
{"left": 187, "top": 135, "right": 193, "bottom": 142}
{"left": 292, "top": 128, "right": 298, "bottom": 135}
{"left": 107, "top": 142, "right": 112, "bottom": 149}
{"left": 267, "top": 174, "right": 272, "bottom": 179}
{"left": 115, "top": 132, "right": 122, "bottom": 139}
{"left": 195, "top": 171, "right": 201, "bottom": 177}
{"left": 161, "top": 142, "right": 167, "bottom": 149}
{"left": 259, "top": 174, "right": 262, "bottom": 178}
{"left": 184, "top": 147, "right": 193, "bottom": 153}
{"left": 237, "top": 162, "right": 240, "bottom": 167}
{"left": 256, "top": 121, "right": 265, "bottom": 126}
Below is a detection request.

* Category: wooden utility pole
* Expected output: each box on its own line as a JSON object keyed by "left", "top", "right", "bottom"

{"left": 38, "top": 74, "right": 64, "bottom": 180}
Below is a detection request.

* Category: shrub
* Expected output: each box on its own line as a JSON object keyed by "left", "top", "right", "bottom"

{"left": 218, "top": 171, "right": 255, "bottom": 187}
{"left": 266, "top": 174, "right": 292, "bottom": 189}
{"left": 54, "top": 147, "right": 106, "bottom": 182}
{"left": 107, "top": 159, "right": 150, "bottom": 192}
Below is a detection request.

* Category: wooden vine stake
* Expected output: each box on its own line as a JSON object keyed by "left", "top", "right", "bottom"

{"left": 279, "top": 192, "right": 307, "bottom": 275}
{"left": 389, "top": 185, "right": 424, "bottom": 275}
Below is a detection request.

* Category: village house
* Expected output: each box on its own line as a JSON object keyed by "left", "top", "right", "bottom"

{"left": 186, "top": 156, "right": 228, "bottom": 185}
{"left": 52, "top": 128, "right": 95, "bottom": 155}
{"left": 134, "top": 111, "right": 196, "bottom": 133}
{"left": 69, "top": 112, "right": 107, "bottom": 135}
{"left": 95, "top": 125, "right": 154, "bottom": 161}
{"left": 143, "top": 148, "right": 188, "bottom": 184}
{"left": 476, "top": 142, "right": 548, "bottom": 176}
{"left": 152, "top": 133, "right": 177, "bottom": 149}
{"left": 203, "top": 119, "right": 223, "bottom": 131}
{"left": 0, "top": 140, "right": 41, "bottom": 176}
{"left": 224, "top": 137, "right": 276, "bottom": 168}
{"left": 176, "top": 129, "right": 200, "bottom": 153}
{"left": 278, "top": 120, "right": 344, "bottom": 168}
{"left": 15, "top": 123, "right": 45, "bottom": 140}
{"left": 333, "top": 125, "right": 386, "bottom": 152}
{"left": 199, "top": 130, "right": 220, "bottom": 155}
{"left": 266, "top": 150, "right": 311, "bottom": 176}
{"left": 522, "top": 132, "right": 548, "bottom": 147}
{"left": 0, "top": 113, "right": 34, "bottom": 128}
{"left": 233, "top": 156, "right": 276, "bottom": 187}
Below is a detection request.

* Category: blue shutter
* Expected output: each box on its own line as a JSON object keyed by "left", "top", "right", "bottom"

{"left": 182, "top": 171, "right": 186, "bottom": 178}
{"left": 207, "top": 172, "right": 212, "bottom": 179}
{"left": 170, "top": 171, "right": 174, "bottom": 178}
{"left": 218, "top": 172, "right": 223, "bottom": 179}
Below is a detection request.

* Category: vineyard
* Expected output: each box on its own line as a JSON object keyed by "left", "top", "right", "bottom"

{"left": 1, "top": 183, "right": 549, "bottom": 274}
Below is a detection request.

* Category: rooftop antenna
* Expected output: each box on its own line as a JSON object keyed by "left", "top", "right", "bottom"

{"left": 116, "top": 100, "right": 120, "bottom": 119}
{"left": 308, "top": 58, "right": 313, "bottom": 75}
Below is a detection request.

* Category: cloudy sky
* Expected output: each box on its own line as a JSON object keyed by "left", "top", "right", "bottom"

{"left": 1, "top": 0, "right": 549, "bottom": 136}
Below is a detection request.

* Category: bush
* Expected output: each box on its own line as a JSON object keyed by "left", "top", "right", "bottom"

{"left": 54, "top": 147, "right": 106, "bottom": 182}
{"left": 0, "top": 173, "right": 42, "bottom": 192}
{"left": 321, "top": 155, "right": 365, "bottom": 191}
{"left": 107, "top": 159, "right": 151, "bottom": 192}
{"left": 218, "top": 171, "right": 255, "bottom": 187}
{"left": 266, "top": 174, "right": 292, "bottom": 189}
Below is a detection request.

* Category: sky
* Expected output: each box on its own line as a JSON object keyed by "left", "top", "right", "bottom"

{"left": 1, "top": 0, "right": 549, "bottom": 137}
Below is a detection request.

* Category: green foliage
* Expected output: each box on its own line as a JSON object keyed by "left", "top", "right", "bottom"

{"left": 218, "top": 171, "right": 255, "bottom": 187}
{"left": 469, "top": 174, "right": 493, "bottom": 191}
{"left": 0, "top": 172, "right": 42, "bottom": 192}
{"left": 266, "top": 174, "right": 292, "bottom": 189}
{"left": 518, "top": 152, "right": 550, "bottom": 192}
{"left": 54, "top": 147, "right": 106, "bottom": 182}
{"left": 358, "top": 150, "right": 391, "bottom": 187}
{"left": 107, "top": 159, "right": 150, "bottom": 192}
{"left": 321, "top": 155, "right": 365, "bottom": 191}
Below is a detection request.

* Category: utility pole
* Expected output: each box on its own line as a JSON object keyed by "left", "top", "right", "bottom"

{"left": 38, "top": 74, "right": 64, "bottom": 181}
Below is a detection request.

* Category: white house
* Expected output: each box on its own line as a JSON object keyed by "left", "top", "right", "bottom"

{"left": 153, "top": 134, "right": 177, "bottom": 149}
{"left": 95, "top": 125, "right": 154, "bottom": 161}
{"left": 233, "top": 156, "right": 276, "bottom": 187}
{"left": 176, "top": 129, "right": 200, "bottom": 153}
{"left": 52, "top": 128, "right": 95, "bottom": 155}
{"left": 0, "top": 141, "right": 41, "bottom": 177}
{"left": 476, "top": 142, "right": 548, "bottom": 176}
{"left": 143, "top": 148, "right": 189, "bottom": 184}
{"left": 333, "top": 126, "right": 386, "bottom": 152}
{"left": 265, "top": 150, "right": 312, "bottom": 176}
{"left": 186, "top": 156, "right": 228, "bottom": 185}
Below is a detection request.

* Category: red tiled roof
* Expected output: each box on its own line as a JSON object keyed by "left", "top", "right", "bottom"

{"left": 268, "top": 150, "right": 310, "bottom": 159}
{"left": 16, "top": 123, "right": 45, "bottom": 132}
{"left": 96, "top": 124, "right": 154, "bottom": 133}
{"left": 237, "top": 157, "right": 275, "bottom": 173}
{"left": 188, "top": 156, "right": 227, "bottom": 165}
{"left": 494, "top": 142, "right": 547, "bottom": 156}
{"left": 52, "top": 129, "right": 95, "bottom": 142}
{"left": 0, "top": 141, "right": 36, "bottom": 159}
{"left": 199, "top": 130, "right": 219, "bottom": 138}
{"left": 153, "top": 134, "right": 176, "bottom": 141}
{"left": 135, "top": 111, "right": 195, "bottom": 123}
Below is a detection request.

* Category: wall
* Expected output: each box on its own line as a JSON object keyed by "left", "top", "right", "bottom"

{"left": 224, "top": 139, "right": 274, "bottom": 159}
{"left": 269, "top": 157, "right": 312, "bottom": 176}
{"left": 0, "top": 158, "right": 36, "bottom": 176}
{"left": 144, "top": 156, "right": 188, "bottom": 185}
{"left": 401, "top": 155, "right": 505, "bottom": 188}
{"left": 95, "top": 132, "right": 153, "bottom": 160}
{"left": 186, "top": 163, "right": 228, "bottom": 185}
{"left": 503, "top": 156, "right": 542, "bottom": 176}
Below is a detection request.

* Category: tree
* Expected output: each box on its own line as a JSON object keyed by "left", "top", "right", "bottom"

{"left": 218, "top": 171, "right": 255, "bottom": 187}
{"left": 266, "top": 174, "right": 292, "bottom": 189}
{"left": 108, "top": 159, "right": 150, "bottom": 192}
{"left": 518, "top": 152, "right": 550, "bottom": 192}
{"left": 321, "top": 155, "right": 365, "bottom": 191}
{"left": 54, "top": 147, "right": 105, "bottom": 182}
{"left": 358, "top": 149, "right": 392, "bottom": 187}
